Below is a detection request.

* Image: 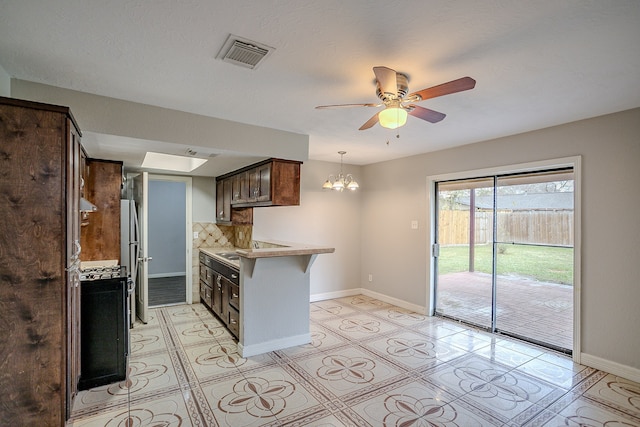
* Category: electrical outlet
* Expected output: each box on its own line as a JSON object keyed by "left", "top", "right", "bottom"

{"left": 368, "top": 274, "right": 373, "bottom": 282}
{"left": 411, "top": 220, "right": 418, "bottom": 229}
{"left": 193, "top": 232, "right": 199, "bottom": 239}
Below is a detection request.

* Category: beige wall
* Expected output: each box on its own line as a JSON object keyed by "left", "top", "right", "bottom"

{"left": 253, "top": 160, "right": 362, "bottom": 297}
{"left": 11, "top": 79, "right": 308, "bottom": 161}
{"left": 192, "top": 176, "right": 216, "bottom": 222}
{"left": 360, "top": 108, "right": 640, "bottom": 373}
{"left": 0, "top": 65, "right": 9, "bottom": 97}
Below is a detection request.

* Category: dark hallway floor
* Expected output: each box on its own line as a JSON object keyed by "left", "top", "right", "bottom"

{"left": 149, "top": 275, "right": 186, "bottom": 306}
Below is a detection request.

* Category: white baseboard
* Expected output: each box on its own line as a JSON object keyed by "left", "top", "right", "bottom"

{"left": 310, "top": 288, "right": 362, "bottom": 302}
{"left": 148, "top": 272, "right": 186, "bottom": 279}
{"left": 239, "top": 333, "right": 311, "bottom": 358}
{"left": 580, "top": 353, "right": 640, "bottom": 383}
{"left": 360, "top": 289, "right": 427, "bottom": 315}
{"left": 310, "top": 287, "right": 427, "bottom": 315}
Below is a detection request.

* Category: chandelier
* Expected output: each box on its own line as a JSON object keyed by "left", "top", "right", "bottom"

{"left": 322, "top": 151, "right": 359, "bottom": 191}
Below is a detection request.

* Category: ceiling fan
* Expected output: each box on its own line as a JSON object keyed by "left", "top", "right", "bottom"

{"left": 316, "top": 66, "right": 476, "bottom": 130}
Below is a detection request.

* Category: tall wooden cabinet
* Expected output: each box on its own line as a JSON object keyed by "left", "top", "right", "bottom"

{"left": 0, "top": 97, "right": 82, "bottom": 425}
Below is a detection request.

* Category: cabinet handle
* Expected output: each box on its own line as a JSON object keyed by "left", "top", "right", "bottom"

{"left": 231, "top": 274, "right": 238, "bottom": 279}
{"left": 232, "top": 293, "right": 238, "bottom": 298}
{"left": 230, "top": 319, "right": 237, "bottom": 324}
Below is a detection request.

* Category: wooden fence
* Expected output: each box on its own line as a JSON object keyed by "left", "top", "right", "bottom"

{"left": 439, "top": 210, "right": 574, "bottom": 246}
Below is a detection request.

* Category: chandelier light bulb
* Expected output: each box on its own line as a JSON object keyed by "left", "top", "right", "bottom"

{"left": 322, "top": 151, "right": 359, "bottom": 192}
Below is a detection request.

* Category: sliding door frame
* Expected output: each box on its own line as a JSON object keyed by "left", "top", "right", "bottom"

{"left": 427, "top": 156, "right": 582, "bottom": 363}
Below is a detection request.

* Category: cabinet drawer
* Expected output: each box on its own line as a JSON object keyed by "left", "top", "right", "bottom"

{"left": 228, "top": 306, "right": 239, "bottom": 338}
{"left": 199, "top": 264, "right": 214, "bottom": 286}
{"left": 228, "top": 283, "right": 239, "bottom": 310}
{"left": 199, "top": 252, "right": 214, "bottom": 268}
{"left": 200, "top": 281, "right": 212, "bottom": 308}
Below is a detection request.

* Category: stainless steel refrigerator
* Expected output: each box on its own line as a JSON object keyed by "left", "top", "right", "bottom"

{"left": 120, "top": 199, "right": 140, "bottom": 327}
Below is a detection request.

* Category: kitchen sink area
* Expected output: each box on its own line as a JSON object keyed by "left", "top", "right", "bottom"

{"left": 211, "top": 251, "right": 240, "bottom": 267}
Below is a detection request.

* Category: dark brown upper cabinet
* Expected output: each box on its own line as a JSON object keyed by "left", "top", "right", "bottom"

{"left": 216, "top": 158, "right": 301, "bottom": 225}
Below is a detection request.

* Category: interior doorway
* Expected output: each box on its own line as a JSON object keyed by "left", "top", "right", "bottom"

{"left": 433, "top": 167, "right": 575, "bottom": 353}
{"left": 147, "top": 175, "right": 192, "bottom": 307}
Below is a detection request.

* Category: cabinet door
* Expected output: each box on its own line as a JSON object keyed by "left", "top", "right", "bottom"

{"left": 227, "top": 306, "right": 240, "bottom": 338}
{"left": 248, "top": 168, "right": 259, "bottom": 202}
{"left": 200, "top": 281, "right": 212, "bottom": 309}
{"left": 231, "top": 171, "right": 250, "bottom": 205}
{"left": 216, "top": 180, "right": 224, "bottom": 221}
{"left": 212, "top": 273, "right": 224, "bottom": 317}
{"left": 228, "top": 282, "right": 240, "bottom": 310}
{"left": 216, "top": 179, "right": 232, "bottom": 222}
{"left": 256, "top": 163, "right": 271, "bottom": 202}
{"left": 240, "top": 171, "right": 251, "bottom": 202}
{"left": 231, "top": 174, "right": 242, "bottom": 204}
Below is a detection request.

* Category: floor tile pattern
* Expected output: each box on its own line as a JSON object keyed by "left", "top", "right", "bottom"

{"left": 68, "top": 296, "right": 640, "bottom": 426}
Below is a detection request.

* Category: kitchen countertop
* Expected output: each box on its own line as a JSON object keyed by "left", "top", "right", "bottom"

{"left": 236, "top": 240, "right": 335, "bottom": 259}
{"left": 200, "top": 240, "right": 335, "bottom": 261}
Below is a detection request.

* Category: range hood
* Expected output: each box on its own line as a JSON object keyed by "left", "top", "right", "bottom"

{"left": 80, "top": 197, "right": 98, "bottom": 213}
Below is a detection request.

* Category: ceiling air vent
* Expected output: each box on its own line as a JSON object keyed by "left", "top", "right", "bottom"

{"left": 217, "top": 34, "right": 274, "bottom": 70}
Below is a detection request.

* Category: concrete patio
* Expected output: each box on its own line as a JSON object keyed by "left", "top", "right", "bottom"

{"left": 436, "top": 271, "right": 573, "bottom": 351}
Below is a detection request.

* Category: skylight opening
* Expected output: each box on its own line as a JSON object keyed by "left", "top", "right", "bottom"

{"left": 141, "top": 152, "right": 208, "bottom": 172}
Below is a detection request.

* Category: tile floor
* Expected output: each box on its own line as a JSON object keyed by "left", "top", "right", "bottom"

{"left": 67, "top": 295, "right": 640, "bottom": 426}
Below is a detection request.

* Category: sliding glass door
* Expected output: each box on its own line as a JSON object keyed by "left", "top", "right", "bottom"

{"left": 435, "top": 178, "right": 494, "bottom": 329}
{"left": 435, "top": 169, "right": 574, "bottom": 353}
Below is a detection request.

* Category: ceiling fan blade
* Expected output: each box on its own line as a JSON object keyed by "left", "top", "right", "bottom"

{"left": 373, "top": 66, "right": 398, "bottom": 98}
{"left": 408, "top": 105, "right": 446, "bottom": 123}
{"left": 315, "top": 103, "right": 380, "bottom": 109}
{"left": 359, "top": 112, "right": 380, "bottom": 130}
{"left": 409, "top": 76, "right": 476, "bottom": 102}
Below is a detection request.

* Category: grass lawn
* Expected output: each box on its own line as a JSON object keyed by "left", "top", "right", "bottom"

{"left": 438, "top": 244, "right": 573, "bottom": 285}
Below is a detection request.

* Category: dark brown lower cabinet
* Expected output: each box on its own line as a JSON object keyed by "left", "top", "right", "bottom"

{"left": 199, "top": 252, "right": 240, "bottom": 339}
{"left": 0, "top": 96, "right": 82, "bottom": 425}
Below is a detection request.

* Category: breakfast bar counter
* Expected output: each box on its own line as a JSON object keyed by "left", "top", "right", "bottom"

{"left": 237, "top": 240, "right": 334, "bottom": 357}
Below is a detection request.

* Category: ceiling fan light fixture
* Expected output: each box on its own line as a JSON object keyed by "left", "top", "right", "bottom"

{"left": 378, "top": 107, "right": 407, "bottom": 129}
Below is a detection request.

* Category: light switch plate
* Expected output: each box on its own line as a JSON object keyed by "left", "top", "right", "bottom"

{"left": 411, "top": 220, "right": 418, "bottom": 229}
{"left": 193, "top": 232, "right": 199, "bottom": 239}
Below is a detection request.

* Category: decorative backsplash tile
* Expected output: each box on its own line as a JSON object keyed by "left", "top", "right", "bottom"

{"left": 192, "top": 222, "right": 253, "bottom": 250}
{"left": 192, "top": 222, "right": 234, "bottom": 248}
{"left": 234, "top": 225, "right": 253, "bottom": 249}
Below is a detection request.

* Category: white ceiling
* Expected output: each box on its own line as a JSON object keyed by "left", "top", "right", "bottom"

{"left": 1, "top": 1, "right": 639, "bottom": 172}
